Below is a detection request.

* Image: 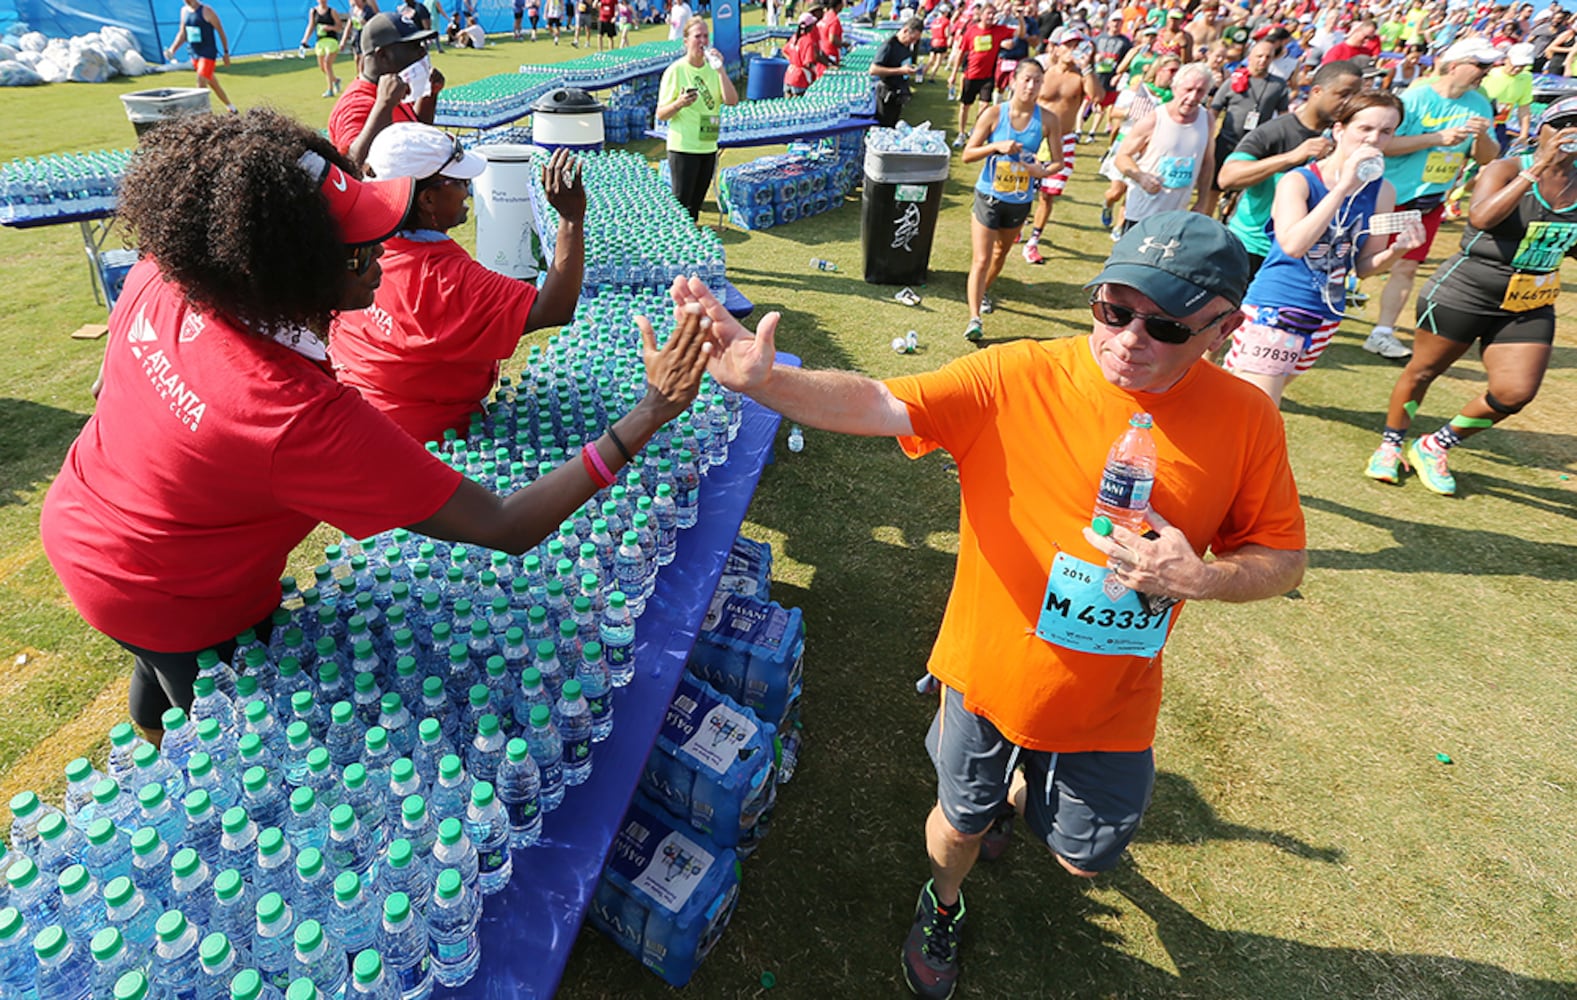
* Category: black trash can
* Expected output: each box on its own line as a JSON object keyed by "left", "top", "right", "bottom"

{"left": 861, "top": 145, "right": 950, "bottom": 285}
{"left": 119, "top": 87, "right": 212, "bottom": 139}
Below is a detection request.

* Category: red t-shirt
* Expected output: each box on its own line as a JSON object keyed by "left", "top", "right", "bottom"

{"left": 599, "top": 0, "right": 615, "bottom": 20}
{"left": 40, "top": 259, "right": 463, "bottom": 652}
{"left": 784, "top": 33, "right": 822, "bottom": 88}
{"left": 961, "top": 23, "right": 1015, "bottom": 80}
{"left": 1321, "top": 37, "right": 1381, "bottom": 63}
{"left": 330, "top": 236, "right": 538, "bottom": 444}
{"left": 817, "top": 10, "right": 844, "bottom": 61}
{"left": 328, "top": 77, "right": 420, "bottom": 156}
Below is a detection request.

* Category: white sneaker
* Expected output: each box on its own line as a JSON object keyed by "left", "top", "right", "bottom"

{"left": 1362, "top": 329, "right": 1413, "bottom": 360}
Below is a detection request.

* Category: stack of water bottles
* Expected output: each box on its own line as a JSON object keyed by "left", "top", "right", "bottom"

{"left": 432, "top": 67, "right": 562, "bottom": 128}
{"left": 601, "top": 76, "right": 661, "bottom": 145}
{"left": 0, "top": 148, "right": 132, "bottom": 224}
{"left": 717, "top": 133, "right": 866, "bottom": 231}
{"left": 866, "top": 120, "right": 952, "bottom": 157}
{"left": 528, "top": 149, "right": 727, "bottom": 294}
{"left": 0, "top": 300, "right": 751, "bottom": 999}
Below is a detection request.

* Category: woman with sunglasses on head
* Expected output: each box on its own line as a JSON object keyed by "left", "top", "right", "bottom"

{"left": 332, "top": 123, "right": 589, "bottom": 444}
{"left": 1363, "top": 98, "right": 1577, "bottom": 495}
{"left": 38, "top": 109, "right": 712, "bottom": 742}
{"left": 1223, "top": 90, "right": 1425, "bottom": 407}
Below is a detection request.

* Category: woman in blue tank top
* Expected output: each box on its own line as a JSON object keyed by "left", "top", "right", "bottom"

{"left": 1224, "top": 90, "right": 1425, "bottom": 406}
{"left": 959, "top": 59, "right": 1056, "bottom": 343}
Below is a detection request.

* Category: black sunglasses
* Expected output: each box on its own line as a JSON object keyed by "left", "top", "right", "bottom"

{"left": 346, "top": 244, "right": 378, "bottom": 275}
{"left": 1089, "top": 289, "right": 1236, "bottom": 345}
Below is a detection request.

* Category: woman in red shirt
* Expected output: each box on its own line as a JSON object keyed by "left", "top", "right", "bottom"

{"left": 784, "top": 12, "right": 826, "bottom": 94}
{"left": 40, "top": 109, "right": 712, "bottom": 739}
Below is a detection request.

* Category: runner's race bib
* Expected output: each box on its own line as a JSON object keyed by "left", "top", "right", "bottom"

{"left": 186, "top": 24, "right": 203, "bottom": 42}
{"left": 700, "top": 113, "right": 720, "bottom": 143}
{"left": 973, "top": 32, "right": 994, "bottom": 51}
{"left": 1234, "top": 311, "right": 1310, "bottom": 377}
{"left": 1157, "top": 155, "right": 1195, "bottom": 188}
{"left": 1499, "top": 270, "right": 1561, "bottom": 311}
{"left": 992, "top": 155, "right": 1031, "bottom": 194}
{"left": 1035, "top": 552, "right": 1173, "bottom": 657}
{"left": 1422, "top": 149, "right": 1465, "bottom": 185}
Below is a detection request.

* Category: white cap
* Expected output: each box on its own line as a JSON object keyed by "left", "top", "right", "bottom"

{"left": 1507, "top": 42, "right": 1535, "bottom": 65}
{"left": 365, "top": 122, "right": 488, "bottom": 183}
{"left": 1439, "top": 37, "right": 1505, "bottom": 65}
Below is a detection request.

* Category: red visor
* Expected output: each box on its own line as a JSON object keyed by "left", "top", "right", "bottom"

{"left": 297, "top": 150, "right": 414, "bottom": 246}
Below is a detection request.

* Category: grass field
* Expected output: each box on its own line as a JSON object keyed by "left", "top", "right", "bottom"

{"left": 2, "top": 20, "right": 1575, "bottom": 999}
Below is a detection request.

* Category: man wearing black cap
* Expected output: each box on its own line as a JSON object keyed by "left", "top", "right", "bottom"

{"left": 669, "top": 212, "right": 1307, "bottom": 1000}
{"left": 328, "top": 11, "right": 446, "bottom": 168}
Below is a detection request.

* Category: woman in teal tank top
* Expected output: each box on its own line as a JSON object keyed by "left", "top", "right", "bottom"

{"left": 959, "top": 60, "right": 1056, "bottom": 343}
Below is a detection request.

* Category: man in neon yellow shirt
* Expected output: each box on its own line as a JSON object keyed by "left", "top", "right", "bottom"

{"left": 1483, "top": 43, "right": 1535, "bottom": 147}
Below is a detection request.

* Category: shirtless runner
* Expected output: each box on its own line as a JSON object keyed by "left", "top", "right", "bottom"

{"left": 1023, "top": 29, "right": 1104, "bottom": 264}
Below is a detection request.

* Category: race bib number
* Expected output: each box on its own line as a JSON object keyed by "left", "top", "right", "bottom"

{"left": 1232, "top": 313, "right": 1310, "bottom": 377}
{"left": 973, "top": 32, "right": 994, "bottom": 51}
{"left": 992, "top": 156, "right": 1030, "bottom": 194}
{"left": 1035, "top": 552, "right": 1174, "bottom": 657}
{"left": 1422, "top": 150, "right": 1465, "bottom": 185}
{"left": 699, "top": 113, "right": 720, "bottom": 143}
{"left": 1499, "top": 270, "right": 1561, "bottom": 311}
{"left": 186, "top": 24, "right": 202, "bottom": 42}
{"left": 1157, "top": 155, "right": 1195, "bottom": 188}
{"left": 1096, "top": 56, "right": 1116, "bottom": 72}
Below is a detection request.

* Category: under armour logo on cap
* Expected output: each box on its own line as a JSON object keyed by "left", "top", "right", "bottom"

{"left": 1137, "top": 237, "right": 1180, "bottom": 259}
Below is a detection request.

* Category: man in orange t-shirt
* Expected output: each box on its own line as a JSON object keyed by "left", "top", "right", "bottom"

{"left": 673, "top": 211, "right": 1307, "bottom": 1000}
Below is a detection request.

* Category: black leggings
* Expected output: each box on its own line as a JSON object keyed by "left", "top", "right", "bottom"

{"left": 116, "top": 614, "right": 273, "bottom": 730}
{"left": 668, "top": 150, "right": 718, "bottom": 222}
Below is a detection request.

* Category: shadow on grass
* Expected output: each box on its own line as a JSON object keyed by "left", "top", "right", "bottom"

{"left": 1138, "top": 771, "right": 1343, "bottom": 864}
{"left": 1303, "top": 495, "right": 1577, "bottom": 574}
{"left": 0, "top": 397, "right": 89, "bottom": 507}
{"left": 1283, "top": 397, "right": 1577, "bottom": 469}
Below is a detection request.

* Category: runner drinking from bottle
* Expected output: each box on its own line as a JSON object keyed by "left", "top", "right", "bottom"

{"left": 1224, "top": 90, "right": 1426, "bottom": 406}
{"left": 1364, "top": 97, "right": 1577, "bottom": 495}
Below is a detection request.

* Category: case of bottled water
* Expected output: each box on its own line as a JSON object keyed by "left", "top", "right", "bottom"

{"left": 687, "top": 592, "right": 805, "bottom": 731}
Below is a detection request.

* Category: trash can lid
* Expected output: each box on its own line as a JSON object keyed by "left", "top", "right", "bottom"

{"left": 531, "top": 87, "right": 605, "bottom": 115}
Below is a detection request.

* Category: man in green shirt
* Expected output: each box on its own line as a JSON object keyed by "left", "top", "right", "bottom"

{"left": 1483, "top": 43, "right": 1536, "bottom": 148}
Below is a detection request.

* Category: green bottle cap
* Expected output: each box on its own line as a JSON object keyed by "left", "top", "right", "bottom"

{"left": 172, "top": 847, "right": 201, "bottom": 878}
{"left": 1091, "top": 515, "right": 1114, "bottom": 536}
{"left": 91, "top": 926, "right": 125, "bottom": 961}
{"left": 438, "top": 816, "right": 463, "bottom": 844}
{"left": 33, "top": 924, "right": 68, "bottom": 960}
{"left": 435, "top": 867, "right": 462, "bottom": 900}
{"left": 333, "top": 870, "right": 361, "bottom": 902}
{"left": 154, "top": 909, "right": 188, "bottom": 943}
{"left": 114, "top": 970, "right": 150, "bottom": 1000}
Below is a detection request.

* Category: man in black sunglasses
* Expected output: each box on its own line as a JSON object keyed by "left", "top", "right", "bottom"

{"left": 671, "top": 210, "right": 1308, "bottom": 1000}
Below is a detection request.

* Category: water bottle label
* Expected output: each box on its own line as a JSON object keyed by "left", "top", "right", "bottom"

{"left": 587, "top": 694, "right": 609, "bottom": 720}
{"left": 1033, "top": 552, "right": 1174, "bottom": 657}
{"left": 566, "top": 736, "right": 591, "bottom": 763}
{"left": 605, "top": 641, "right": 632, "bottom": 667}
{"left": 663, "top": 685, "right": 758, "bottom": 776}
{"left": 609, "top": 806, "right": 714, "bottom": 912}
{"left": 479, "top": 846, "right": 507, "bottom": 873}
{"left": 1096, "top": 468, "right": 1153, "bottom": 511}
{"left": 435, "top": 933, "right": 477, "bottom": 964}
{"left": 397, "top": 954, "right": 432, "bottom": 990}
{"left": 507, "top": 799, "right": 539, "bottom": 826}
{"left": 699, "top": 591, "right": 792, "bottom": 651}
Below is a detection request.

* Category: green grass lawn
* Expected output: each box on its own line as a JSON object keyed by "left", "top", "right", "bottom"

{"left": 2, "top": 20, "right": 1575, "bottom": 998}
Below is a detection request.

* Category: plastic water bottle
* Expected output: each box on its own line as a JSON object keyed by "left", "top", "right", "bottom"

{"left": 209, "top": 870, "right": 255, "bottom": 955}
{"left": 575, "top": 642, "right": 614, "bottom": 742}
{"left": 227, "top": 968, "right": 284, "bottom": 1000}
{"left": 186, "top": 755, "right": 232, "bottom": 820}
{"left": 398, "top": 798, "right": 437, "bottom": 875}
{"left": 809, "top": 258, "right": 837, "bottom": 271}
{"left": 613, "top": 532, "right": 647, "bottom": 617}
{"left": 325, "top": 703, "right": 365, "bottom": 770}
{"left": 524, "top": 706, "right": 565, "bottom": 813}
{"left": 242, "top": 700, "right": 289, "bottom": 767}
{"left": 125, "top": 829, "right": 168, "bottom": 906}
{"left": 34, "top": 814, "right": 86, "bottom": 877}
{"left": 408, "top": 721, "right": 449, "bottom": 792}
{"left": 362, "top": 730, "right": 398, "bottom": 802}
{"left": 596, "top": 593, "right": 636, "bottom": 689}
{"left": 289, "top": 693, "right": 329, "bottom": 745}
{"left": 327, "top": 873, "right": 377, "bottom": 968}
{"left": 463, "top": 783, "right": 510, "bottom": 896}
{"left": 89, "top": 927, "right": 138, "bottom": 999}
{"left": 115, "top": 970, "right": 153, "bottom": 1000}
{"left": 494, "top": 739, "right": 541, "bottom": 850}
{"left": 292, "top": 849, "right": 333, "bottom": 929}
{"left": 0, "top": 907, "right": 37, "bottom": 998}
{"left": 196, "top": 932, "right": 248, "bottom": 1000}
{"left": 136, "top": 782, "right": 186, "bottom": 850}
{"left": 428, "top": 756, "right": 472, "bottom": 827}
{"left": 460, "top": 686, "right": 491, "bottom": 742}
{"left": 425, "top": 870, "right": 479, "bottom": 989}
{"left": 253, "top": 829, "right": 295, "bottom": 904}
{"left": 55, "top": 864, "right": 103, "bottom": 949}
{"left": 284, "top": 788, "right": 328, "bottom": 857}
{"left": 786, "top": 425, "right": 805, "bottom": 453}
{"left": 651, "top": 484, "right": 678, "bottom": 568}
{"left": 218, "top": 809, "right": 260, "bottom": 885}
{"left": 103, "top": 876, "right": 159, "bottom": 952}
{"left": 169, "top": 848, "right": 215, "bottom": 929}
{"left": 673, "top": 449, "right": 701, "bottom": 529}
{"left": 191, "top": 676, "right": 238, "bottom": 734}
{"left": 242, "top": 768, "right": 288, "bottom": 832}
{"left": 149, "top": 910, "right": 202, "bottom": 1000}
{"left": 1091, "top": 412, "right": 1158, "bottom": 534}
{"left": 289, "top": 919, "right": 346, "bottom": 1000}
{"left": 481, "top": 658, "right": 515, "bottom": 733}
{"left": 554, "top": 680, "right": 594, "bottom": 787}
{"left": 182, "top": 790, "right": 224, "bottom": 867}
{"left": 377, "top": 840, "right": 428, "bottom": 915}
{"left": 376, "top": 893, "right": 431, "bottom": 1000}
{"left": 106, "top": 724, "right": 153, "bottom": 789}
{"left": 377, "top": 695, "right": 415, "bottom": 760}
{"left": 196, "top": 649, "right": 239, "bottom": 702}
{"left": 302, "top": 749, "right": 340, "bottom": 815}
{"left": 11, "top": 791, "right": 64, "bottom": 859}
{"left": 338, "top": 765, "right": 385, "bottom": 858}
{"left": 348, "top": 949, "right": 401, "bottom": 1000}
{"left": 467, "top": 715, "right": 506, "bottom": 786}
{"left": 6, "top": 857, "right": 58, "bottom": 932}
{"left": 352, "top": 670, "right": 383, "bottom": 730}
{"left": 532, "top": 641, "right": 565, "bottom": 703}
{"left": 251, "top": 892, "right": 296, "bottom": 994}
{"left": 283, "top": 722, "right": 320, "bottom": 789}
{"left": 86, "top": 780, "right": 136, "bottom": 836}
{"left": 63, "top": 759, "right": 103, "bottom": 828}
{"left": 32, "top": 924, "right": 91, "bottom": 1000}
{"left": 325, "top": 805, "right": 374, "bottom": 884}
{"left": 429, "top": 819, "right": 478, "bottom": 902}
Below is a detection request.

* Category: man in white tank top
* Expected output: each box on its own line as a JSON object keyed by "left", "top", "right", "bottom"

{"left": 1113, "top": 61, "right": 1215, "bottom": 232}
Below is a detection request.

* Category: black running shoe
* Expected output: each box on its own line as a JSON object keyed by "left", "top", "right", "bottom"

{"left": 902, "top": 880, "right": 965, "bottom": 999}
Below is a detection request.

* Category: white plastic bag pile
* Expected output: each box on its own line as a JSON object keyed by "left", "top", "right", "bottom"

{"left": 0, "top": 24, "right": 151, "bottom": 86}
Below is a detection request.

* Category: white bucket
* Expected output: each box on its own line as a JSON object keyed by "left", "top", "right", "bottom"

{"left": 473, "top": 144, "right": 541, "bottom": 280}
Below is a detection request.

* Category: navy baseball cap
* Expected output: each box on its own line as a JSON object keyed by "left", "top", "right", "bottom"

{"left": 1085, "top": 212, "right": 1252, "bottom": 316}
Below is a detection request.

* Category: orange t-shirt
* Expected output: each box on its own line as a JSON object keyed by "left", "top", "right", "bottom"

{"left": 884, "top": 336, "right": 1305, "bottom": 752}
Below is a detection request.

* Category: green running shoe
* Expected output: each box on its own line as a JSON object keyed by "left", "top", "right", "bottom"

{"left": 1364, "top": 442, "right": 1403, "bottom": 484}
{"left": 1407, "top": 439, "right": 1457, "bottom": 495}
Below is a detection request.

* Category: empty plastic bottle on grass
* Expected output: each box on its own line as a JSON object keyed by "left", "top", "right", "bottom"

{"left": 426, "top": 869, "right": 479, "bottom": 989}
{"left": 149, "top": 910, "right": 202, "bottom": 1000}
{"left": 495, "top": 739, "right": 542, "bottom": 849}
{"left": 169, "top": 848, "right": 214, "bottom": 929}
{"left": 555, "top": 680, "right": 594, "bottom": 787}
{"left": 89, "top": 927, "right": 139, "bottom": 999}
{"left": 378, "top": 840, "right": 428, "bottom": 914}
{"left": 290, "top": 919, "right": 345, "bottom": 1000}
{"left": 209, "top": 870, "right": 254, "bottom": 950}
{"left": 33, "top": 924, "right": 91, "bottom": 1000}
{"left": 1091, "top": 412, "right": 1157, "bottom": 534}
{"left": 35, "top": 814, "right": 85, "bottom": 876}
{"left": 348, "top": 949, "right": 401, "bottom": 1000}
{"left": 464, "top": 783, "right": 511, "bottom": 896}
{"left": 327, "top": 874, "right": 377, "bottom": 968}
{"left": 55, "top": 864, "right": 103, "bottom": 948}
{"left": 251, "top": 892, "right": 296, "bottom": 994}
{"left": 8, "top": 857, "right": 59, "bottom": 930}
{"left": 104, "top": 875, "right": 159, "bottom": 952}
{"left": 63, "top": 759, "right": 103, "bottom": 828}
{"left": 195, "top": 932, "right": 248, "bottom": 1000}
{"left": 377, "top": 893, "right": 431, "bottom": 1000}
{"left": 525, "top": 706, "right": 566, "bottom": 813}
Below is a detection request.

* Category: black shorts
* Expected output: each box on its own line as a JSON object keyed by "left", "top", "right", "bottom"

{"left": 972, "top": 191, "right": 1031, "bottom": 230}
{"left": 599, "top": 17, "right": 616, "bottom": 35}
{"left": 547, "top": 14, "right": 562, "bottom": 25}
{"left": 960, "top": 75, "right": 994, "bottom": 105}
{"left": 1416, "top": 296, "right": 1556, "bottom": 348}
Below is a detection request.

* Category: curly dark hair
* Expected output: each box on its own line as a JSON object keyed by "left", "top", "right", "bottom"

{"left": 117, "top": 107, "right": 357, "bottom": 334}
